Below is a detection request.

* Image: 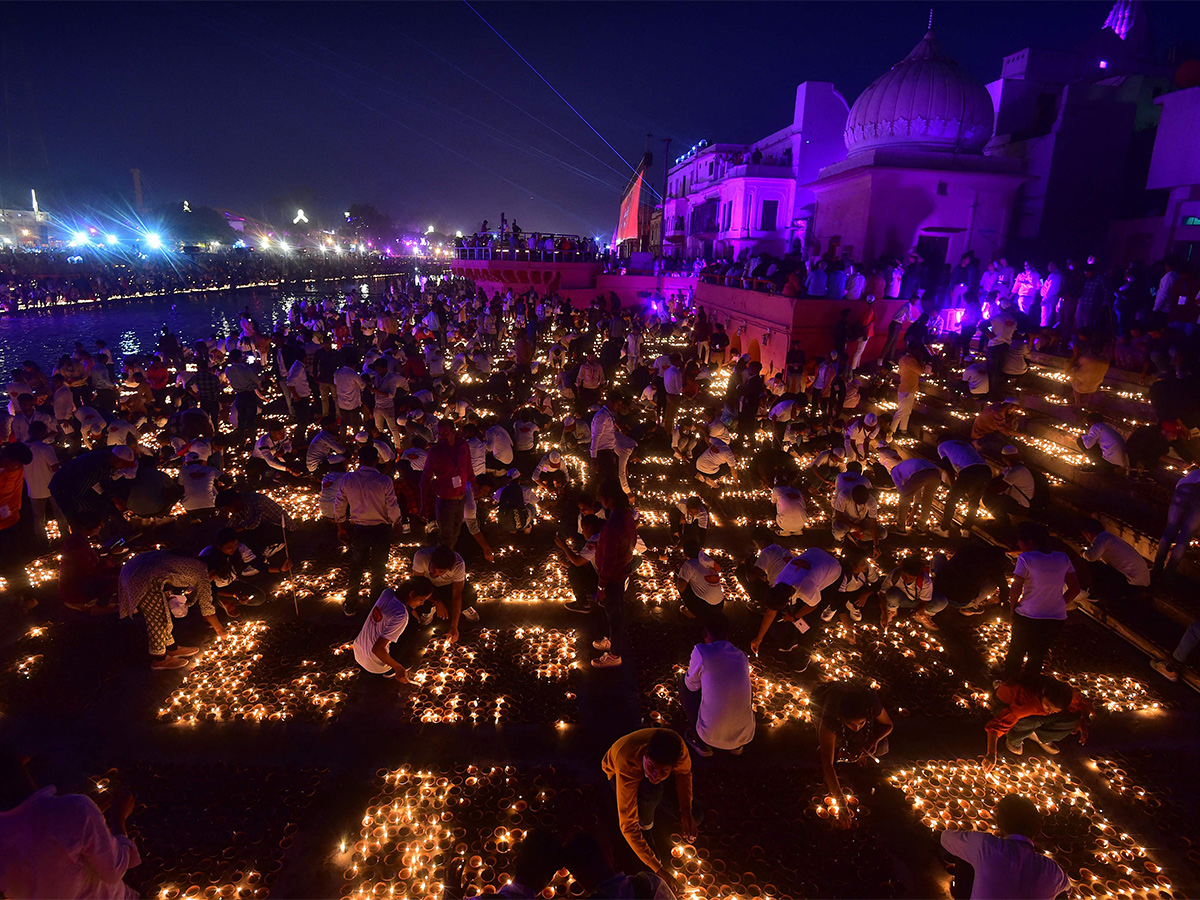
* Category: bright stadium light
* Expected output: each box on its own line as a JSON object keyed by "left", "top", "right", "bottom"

{"left": 73, "top": 230, "right": 88, "bottom": 244}
{"left": 106, "top": 234, "right": 118, "bottom": 245}
{"left": 146, "top": 233, "right": 163, "bottom": 249}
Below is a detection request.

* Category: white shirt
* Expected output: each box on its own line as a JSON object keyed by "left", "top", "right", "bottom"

{"left": 104, "top": 420, "right": 136, "bottom": 447}
{"left": 1084, "top": 531, "right": 1150, "bottom": 586}
{"left": 353, "top": 588, "right": 410, "bottom": 674}
{"left": 774, "top": 548, "right": 842, "bottom": 607}
{"left": 512, "top": 420, "right": 539, "bottom": 452}
{"left": 748, "top": 540, "right": 791, "bottom": 581}
{"left": 412, "top": 547, "right": 466, "bottom": 586}
{"left": 306, "top": 431, "right": 346, "bottom": 472}
{"left": 683, "top": 641, "right": 756, "bottom": 750}
{"left": 888, "top": 458, "right": 940, "bottom": 494}
{"left": 678, "top": 557, "right": 724, "bottom": 605}
{"left": 696, "top": 440, "right": 736, "bottom": 475}
{"left": 23, "top": 441, "right": 59, "bottom": 500}
{"left": 590, "top": 406, "right": 617, "bottom": 456}
{"left": 1081, "top": 423, "right": 1129, "bottom": 467}
{"left": 372, "top": 372, "right": 404, "bottom": 412}
{"left": 334, "top": 465, "right": 400, "bottom": 526}
{"left": 333, "top": 366, "right": 366, "bottom": 410}
{"left": 938, "top": 440, "right": 987, "bottom": 474}
{"left": 179, "top": 462, "right": 223, "bottom": 511}
{"left": 1001, "top": 464, "right": 1035, "bottom": 508}
{"left": 674, "top": 500, "right": 709, "bottom": 529}
{"left": 986, "top": 312, "right": 1018, "bottom": 347}
{"left": 962, "top": 363, "right": 989, "bottom": 396}
{"left": 485, "top": 425, "right": 515, "bottom": 465}
{"left": 285, "top": 360, "right": 311, "bottom": 398}
{"left": 663, "top": 366, "right": 684, "bottom": 396}
{"left": 771, "top": 486, "right": 807, "bottom": 533}
{"left": 939, "top": 831, "right": 1069, "bottom": 900}
{"left": 831, "top": 485, "right": 878, "bottom": 522}
{"left": 319, "top": 471, "right": 346, "bottom": 519}
{"left": 0, "top": 786, "right": 140, "bottom": 899}
{"left": 253, "top": 434, "right": 292, "bottom": 472}
{"left": 1014, "top": 551, "right": 1074, "bottom": 620}
{"left": 768, "top": 400, "right": 799, "bottom": 423}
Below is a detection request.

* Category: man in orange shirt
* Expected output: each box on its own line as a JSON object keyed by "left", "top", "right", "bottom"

{"left": 601, "top": 728, "right": 696, "bottom": 883}
{"left": 982, "top": 676, "right": 1092, "bottom": 770}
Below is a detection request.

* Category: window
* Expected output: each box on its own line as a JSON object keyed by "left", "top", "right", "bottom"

{"left": 760, "top": 200, "right": 778, "bottom": 232}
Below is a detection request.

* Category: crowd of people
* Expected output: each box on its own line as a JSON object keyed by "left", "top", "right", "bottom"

{"left": 0, "top": 249, "right": 425, "bottom": 312}
{"left": 1, "top": 250, "right": 1197, "bottom": 898}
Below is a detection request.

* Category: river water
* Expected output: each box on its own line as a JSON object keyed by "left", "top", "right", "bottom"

{"left": 0, "top": 281, "right": 376, "bottom": 376}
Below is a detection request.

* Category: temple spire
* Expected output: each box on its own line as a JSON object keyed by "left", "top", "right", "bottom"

{"left": 928, "top": 7, "right": 934, "bottom": 30}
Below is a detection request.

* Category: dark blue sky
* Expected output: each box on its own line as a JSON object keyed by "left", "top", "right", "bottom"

{"left": 2, "top": 1, "right": 1197, "bottom": 237}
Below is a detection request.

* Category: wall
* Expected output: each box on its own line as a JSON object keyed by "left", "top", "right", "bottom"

{"left": 1148, "top": 87, "right": 1200, "bottom": 190}
{"left": 695, "top": 283, "right": 906, "bottom": 373}
{"left": 448, "top": 259, "right": 602, "bottom": 295}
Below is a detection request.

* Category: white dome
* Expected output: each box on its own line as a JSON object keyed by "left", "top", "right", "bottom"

{"left": 844, "top": 30, "right": 995, "bottom": 154}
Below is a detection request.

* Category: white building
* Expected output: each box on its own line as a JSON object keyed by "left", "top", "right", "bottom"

{"left": 662, "top": 82, "right": 849, "bottom": 261}
{"left": 808, "top": 29, "right": 1026, "bottom": 270}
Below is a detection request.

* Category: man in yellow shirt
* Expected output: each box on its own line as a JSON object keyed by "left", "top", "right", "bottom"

{"left": 601, "top": 728, "right": 696, "bottom": 882}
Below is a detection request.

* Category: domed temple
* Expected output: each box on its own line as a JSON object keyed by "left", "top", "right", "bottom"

{"left": 808, "top": 27, "right": 1027, "bottom": 271}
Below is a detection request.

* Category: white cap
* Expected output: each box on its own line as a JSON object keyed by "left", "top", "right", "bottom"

{"left": 548, "top": 450, "right": 562, "bottom": 466}
{"left": 832, "top": 447, "right": 845, "bottom": 458}
{"left": 1002, "top": 445, "right": 1019, "bottom": 456}
{"left": 184, "top": 451, "right": 201, "bottom": 464}
{"left": 864, "top": 413, "right": 878, "bottom": 426}
{"left": 698, "top": 551, "right": 715, "bottom": 567}
{"left": 354, "top": 431, "right": 369, "bottom": 443}
{"left": 563, "top": 416, "right": 575, "bottom": 426}
{"left": 507, "top": 468, "right": 521, "bottom": 480}
{"left": 111, "top": 446, "right": 136, "bottom": 464}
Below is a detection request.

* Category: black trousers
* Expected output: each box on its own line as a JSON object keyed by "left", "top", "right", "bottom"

{"left": 592, "top": 449, "right": 618, "bottom": 486}
{"left": 941, "top": 464, "right": 992, "bottom": 530}
{"left": 344, "top": 523, "right": 393, "bottom": 611}
{"left": 1002, "top": 614, "right": 1065, "bottom": 679}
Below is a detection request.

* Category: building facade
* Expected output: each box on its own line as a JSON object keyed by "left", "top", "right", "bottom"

{"left": 662, "top": 82, "right": 849, "bottom": 261}
{"left": 808, "top": 29, "right": 1026, "bottom": 272}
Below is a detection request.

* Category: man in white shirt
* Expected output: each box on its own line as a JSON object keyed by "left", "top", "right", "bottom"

{"left": 962, "top": 361, "right": 989, "bottom": 400}
{"left": 589, "top": 394, "right": 625, "bottom": 485}
{"left": 333, "top": 362, "right": 366, "bottom": 429}
{"left": 881, "top": 557, "right": 947, "bottom": 630}
{"left": 369, "top": 358, "right": 405, "bottom": 447}
{"left": 251, "top": 424, "right": 302, "bottom": 483}
{"left": 940, "top": 794, "right": 1069, "bottom": 900}
{"left": 352, "top": 577, "right": 435, "bottom": 679}
{"left": 1077, "top": 414, "right": 1129, "bottom": 471}
{"left": 1154, "top": 261, "right": 1180, "bottom": 314}
{"left": 411, "top": 543, "right": 480, "bottom": 643}
{"left": 770, "top": 480, "right": 808, "bottom": 535}
{"left": 750, "top": 548, "right": 843, "bottom": 658}
{"left": 334, "top": 445, "right": 401, "bottom": 616}
{"left": 889, "top": 457, "right": 943, "bottom": 533}
{"left": 830, "top": 483, "right": 886, "bottom": 550}
{"left": 1039, "top": 261, "right": 1062, "bottom": 328}
{"left": 984, "top": 445, "right": 1036, "bottom": 529}
{"left": 984, "top": 297, "right": 1019, "bottom": 400}
{"left": 484, "top": 423, "right": 515, "bottom": 475}
{"left": 695, "top": 438, "right": 738, "bottom": 486}
{"left": 735, "top": 534, "right": 793, "bottom": 607}
{"left": 675, "top": 545, "right": 724, "bottom": 622}
{"left": 1080, "top": 518, "right": 1150, "bottom": 602}
{"left": 22, "top": 421, "right": 67, "bottom": 542}
{"left": 1004, "top": 522, "right": 1079, "bottom": 679}
{"left": 306, "top": 418, "right": 347, "bottom": 473}
{"left": 179, "top": 452, "right": 226, "bottom": 514}
{"left": 680, "top": 619, "right": 755, "bottom": 758}
{"left": 844, "top": 413, "right": 880, "bottom": 463}
{"left": 0, "top": 749, "right": 141, "bottom": 899}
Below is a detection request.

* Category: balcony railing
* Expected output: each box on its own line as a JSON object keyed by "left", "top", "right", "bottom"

{"left": 453, "top": 232, "right": 602, "bottom": 263}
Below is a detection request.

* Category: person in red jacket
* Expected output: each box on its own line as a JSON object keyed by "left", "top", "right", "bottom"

{"left": 420, "top": 419, "right": 475, "bottom": 550}
{"left": 982, "top": 675, "right": 1092, "bottom": 770}
{"left": 590, "top": 479, "right": 639, "bottom": 669}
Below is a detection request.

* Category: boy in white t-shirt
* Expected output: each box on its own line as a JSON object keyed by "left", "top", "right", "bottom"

{"left": 353, "top": 577, "right": 435, "bottom": 679}
{"left": 676, "top": 542, "right": 724, "bottom": 622}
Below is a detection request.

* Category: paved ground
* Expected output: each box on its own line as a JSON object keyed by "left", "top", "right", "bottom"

{"left": 3, "top": 346, "right": 1200, "bottom": 899}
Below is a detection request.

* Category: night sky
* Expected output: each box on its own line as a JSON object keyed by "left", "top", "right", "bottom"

{"left": 2, "top": 1, "right": 1198, "bottom": 238}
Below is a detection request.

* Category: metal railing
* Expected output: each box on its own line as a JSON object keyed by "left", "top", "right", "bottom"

{"left": 453, "top": 232, "right": 602, "bottom": 263}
